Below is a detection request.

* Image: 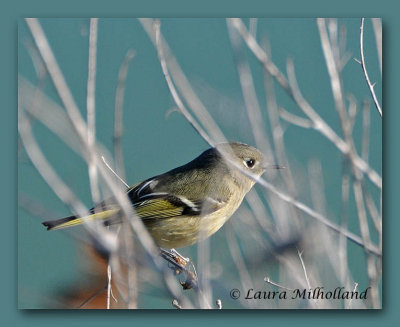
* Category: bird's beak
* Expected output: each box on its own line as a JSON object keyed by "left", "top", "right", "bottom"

{"left": 263, "top": 164, "right": 285, "bottom": 170}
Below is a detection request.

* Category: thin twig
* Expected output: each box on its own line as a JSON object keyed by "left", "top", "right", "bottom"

{"left": 297, "top": 249, "right": 311, "bottom": 290}
{"left": 86, "top": 18, "right": 105, "bottom": 306}
{"left": 77, "top": 284, "right": 107, "bottom": 309}
{"left": 359, "top": 18, "right": 382, "bottom": 117}
{"left": 371, "top": 18, "right": 382, "bottom": 76}
{"left": 153, "top": 20, "right": 214, "bottom": 147}
{"left": 114, "top": 49, "right": 135, "bottom": 179}
{"left": 172, "top": 299, "right": 183, "bottom": 309}
{"left": 107, "top": 264, "right": 112, "bottom": 309}
{"left": 87, "top": 17, "right": 100, "bottom": 202}
{"left": 279, "top": 107, "right": 313, "bottom": 128}
{"left": 297, "top": 248, "right": 318, "bottom": 308}
{"left": 101, "top": 155, "right": 129, "bottom": 188}
{"left": 264, "top": 276, "right": 295, "bottom": 292}
{"left": 346, "top": 282, "right": 358, "bottom": 309}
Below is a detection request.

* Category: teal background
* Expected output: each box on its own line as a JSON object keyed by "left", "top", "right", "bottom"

{"left": 2, "top": 0, "right": 396, "bottom": 324}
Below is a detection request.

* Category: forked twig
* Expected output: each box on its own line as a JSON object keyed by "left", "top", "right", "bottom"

{"left": 230, "top": 18, "right": 382, "bottom": 189}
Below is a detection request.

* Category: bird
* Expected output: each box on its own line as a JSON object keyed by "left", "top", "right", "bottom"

{"left": 42, "top": 142, "right": 279, "bottom": 249}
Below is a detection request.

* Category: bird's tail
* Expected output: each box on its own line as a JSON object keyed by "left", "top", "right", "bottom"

{"left": 42, "top": 209, "right": 120, "bottom": 231}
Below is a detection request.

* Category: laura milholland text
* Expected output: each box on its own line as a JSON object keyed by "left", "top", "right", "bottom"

{"left": 244, "top": 287, "right": 370, "bottom": 300}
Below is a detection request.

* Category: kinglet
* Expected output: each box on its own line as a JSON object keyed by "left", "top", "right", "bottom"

{"left": 43, "top": 142, "right": 279, "bottom": 249}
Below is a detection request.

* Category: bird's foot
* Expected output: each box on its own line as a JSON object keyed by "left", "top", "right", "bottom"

{"left": 160, "top": 248, "right": 189, "bottom": 268}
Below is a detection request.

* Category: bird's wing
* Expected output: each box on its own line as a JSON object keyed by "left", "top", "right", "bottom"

{"left": 42, "top": 178, "right": 227, "bottom": 231}
{"left": 127, "top": 178, "right": 226, "bottom": 220}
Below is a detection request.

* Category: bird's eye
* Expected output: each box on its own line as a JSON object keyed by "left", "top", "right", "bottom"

{"left": 244, "top": 159, "right": 256, "bottom": 169}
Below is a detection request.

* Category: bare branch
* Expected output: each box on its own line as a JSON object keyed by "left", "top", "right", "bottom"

{"left": 114, "top": 49, "right": 135, "bottom": 179}
{"left": 297, "top": 249, "right": 311, "bottom": 290}
{"left": 101, "top": 155, "right": 129, "bottom": 188}
{"left": 227, "top": 19, "right": 274, "bottom": 160}
{"left": 359, "top": 18, "right": 382, "bottom": 117}
{"left": 264, "top": 276, "right": 295, "bottom": 292}
{"left": 279, "top": 107, "right": 313, "bottom": 129}
{"left": 286, "top": 59, "right": 382, "bottom": 190}
{"left": 87, "top": 17, "right": 101, "bottom": 209}
{"left": 229, "top": 18, "right": 291, "bottom": 94}
{"left": 371, "top": 18, "right": 382, "bottom": 76}
{"left": 231, "top": 17, "right": 382, "bottom": 189}
{"left": 152, "top": 20, "right": 214, "bottom": 147}
{"left": 107, "top": 264, "right": 112, "bottom": 309}
{"left": 318, "top": 19, "right": 348, "bottom": 130}
{"left": 362, "top": 100, "right": 371, "bottom": 162}
{"left": 25, "top": 18, "right": 89, "bottom": 146}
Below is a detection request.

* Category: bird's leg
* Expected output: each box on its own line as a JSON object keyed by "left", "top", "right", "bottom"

{"left": 159, "top": 248, "right": 198, "bottom": 290}
{"left": 170, "top": 248, "right": 190, "bottom": 264}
